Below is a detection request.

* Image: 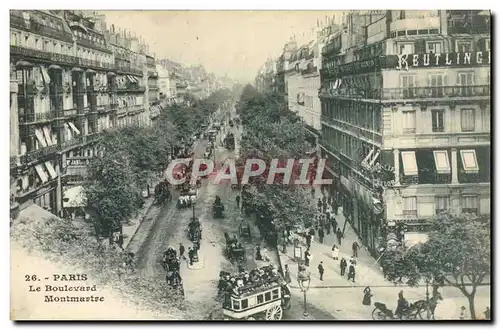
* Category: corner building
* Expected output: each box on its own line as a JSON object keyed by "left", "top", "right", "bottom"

{"left": 319, "top": 10, "right": 491, "bottom": 255}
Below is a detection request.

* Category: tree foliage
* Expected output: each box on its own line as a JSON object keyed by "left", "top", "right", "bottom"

{"left": 237, "top": 84, "right": 316, "bottom": 230}
{"left": 382, "top": 212, "right": 491, "bottom": 319}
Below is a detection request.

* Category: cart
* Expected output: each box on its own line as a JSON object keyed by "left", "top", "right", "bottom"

{"left": 239, "top": 221, "right": 252, "bottom": 239}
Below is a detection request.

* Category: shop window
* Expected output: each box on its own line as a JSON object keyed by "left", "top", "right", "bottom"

{"left": 435, "top": 196, "right": 449, "bottom": 214}
{"left": 461, "top": 195, "right": 478, "bottom": 215}
{"left": 403, "top": 196, "right": 417, "bottom": 216}
{"left": 431, "top": 110, "right": 444, "bottom": 132}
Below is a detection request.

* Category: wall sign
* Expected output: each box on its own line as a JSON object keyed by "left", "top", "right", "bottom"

{"left": 392, "top": 51, "right": 491, "bottom": 71}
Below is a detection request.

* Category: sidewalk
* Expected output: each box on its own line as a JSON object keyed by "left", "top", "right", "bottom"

{"left": 122, "top": 195, "right": 156, "bottom": 249}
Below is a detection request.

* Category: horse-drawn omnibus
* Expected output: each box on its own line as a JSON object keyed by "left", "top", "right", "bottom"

{"left": 218, "top": 266, "right": 291, "bottom": 320}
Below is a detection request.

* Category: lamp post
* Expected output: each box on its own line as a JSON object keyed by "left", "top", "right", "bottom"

{"left": 425, "top": 276, "right": 431, "bottom": 320}
{"left": 297, "top": 266, "right": 311, "bottom": 318}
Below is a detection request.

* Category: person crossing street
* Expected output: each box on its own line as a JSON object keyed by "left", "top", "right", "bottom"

{"left": 318, "top": 261, "right": 325, "bottom": 281}
{"left": 236, "top": 194, "right": 241, "bottom": 209}
{"left": 179, "top": 243, "right": 186, "bottom": 260}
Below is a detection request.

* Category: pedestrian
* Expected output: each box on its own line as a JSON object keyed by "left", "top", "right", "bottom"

{"left": 331, "top": 217, "right": 338, "bottom": 234}
{"left": 304, "top": 248, "right": 311, "bottom": 267}
{"left": 188, "top": 247, "right": 194, "bottom": 266}
{"left": 459, "top": 306, "right": 468, "bottom": 320}
{"left": 348, "top": 264, "right": 356, "bottom": 282}
{"left": 117, "top": 233, "right": 124, "bottom": 250}
{"left": 284, "top": 264, "right": 292, "bottom": 284}
{"left": 340, "top": 257, "right": 347, "bottom": 276}
{"left": 484, "top": 307, "right": 491, "bottom": 320}
{"left": 352, "top": 241, "right": 359, "bottom": 258}
{"left": 318, "top": 227, "right": 325, "bottom": 244}
{"left": 255, "top": 244, "right": 263, "bottom": 260}
{"left": 309, "top": 227, "right": 316, "bottom": 243}
{"left": 262, "top": 247, "right": 270, "bottom": 262}
{"left": 179, "top": 242, "right": 186, "bottom": 260}
{"left": 363, "top": 286, "right": 373, "bottom": 306}
{"left": 331, "top": 244, "right": 339, "bottom": 260}
{"left": 305, "top": 233, "right": 312, "bottom": 249}
{"left": 311, "top": 187, "right": 315, "bottom": 198}
{"left": 325, "top": 213, "right": 331, "bottom": 235}
{"left": 318, "top": 261, "right": 324, "bottom": 281}
{"left": 336, "top": 228, "right": 343, "bottom": 245}
{"left": 317, "top": 198, "right": 322, "bottom": 210}
{"left": 236, "top": 194, "right": 240, "bottom": 209}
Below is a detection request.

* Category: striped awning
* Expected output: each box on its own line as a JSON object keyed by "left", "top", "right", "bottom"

{"left": 48, "top": 64, "right": 62, "bottom": 70}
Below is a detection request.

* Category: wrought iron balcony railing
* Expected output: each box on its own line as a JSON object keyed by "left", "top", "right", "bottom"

{"left": 19, "top": 144, "right": 59, "bottom": 164}
{"left": 448, "top": 24, "right": 490, "bottom": 35}
{"left": 10, "top": 45, "right": 115, "bottom": 70}
{"left": 319, "top": 85, "right": 490, "bottom": 100}
{"left": 19, "top": 111, "right": 54, "bottom": 124}
{"left": 10, "top": 13, "right": 74, "bottom": 43}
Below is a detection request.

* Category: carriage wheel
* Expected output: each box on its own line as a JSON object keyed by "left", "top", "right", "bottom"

{"left": 265, "top": 305, "right": 283, "bottom": 320}
{"left": 417, "top": 308, "right": 434, "bottom": 320}
{"left": 371, "top": 307, "right": 387, "bottom": 320}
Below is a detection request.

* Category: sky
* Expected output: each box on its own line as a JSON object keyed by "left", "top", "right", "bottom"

{"left": 102, "top": 11, "right": 342, "bottom": 83}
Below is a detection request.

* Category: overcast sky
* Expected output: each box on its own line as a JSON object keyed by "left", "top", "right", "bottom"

{"left": 102, "top": 11, "right": 342, "bottom": 83}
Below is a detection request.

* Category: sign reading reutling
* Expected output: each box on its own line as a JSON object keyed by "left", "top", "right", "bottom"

{"left": 395, "top": 51, "right": 491, "bottom": 71}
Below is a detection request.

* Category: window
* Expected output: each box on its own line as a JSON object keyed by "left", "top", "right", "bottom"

{"left": 435, "top": 196, "right": 450, "bottom": 214}
{"left": 461, "top": 195, "right": 478, "bottom": 215}
{"left": 403, "top": 196, "right": 417, "bottom": 216}
{"left": 232, "top": 299, "right": 240, "bottom": 310}
{"left": 456, "top": 40, "right": 472, "bottom": 53}
{"left": 10, "top": 32, "right": 18, "bottom": 46}
{"left": 426, "top": 42, "right": 442, "bottom": 53}
{"left": 433, "top": 150, "right": 451, "bottom": 174}
{"left": 272, "top": 289, "right": 279, "bottom": 300}
{"left": 431, "top": 110, "right": 444, "bottom": 132}
{"left": 241, "top": 299, "right": 248, "bottom": 309}
{"left": 460, "top": 149, "right": 479, "bottom": 174}
{"left": 257, "top": 294, "right": 264, "bottom": 304}
{"left": 402, "top": 110, "right": 416, "bottom": 133}
{"left": 265, "top": 292, "right": 271, "bottom": 301}
{"left": 429, "top": 74, "right": 446, "bottom": 97}
{"left": 461, "top": 108, "right": 475, "bottom": 132}
{"left": 398, "top": 42, "right": 414, "bottom": 54}
{"left": 400, "top": 75, "right": 415, "bottom": 98}
{"left": 458, "top": 72, "right": 474, "bottom": 96}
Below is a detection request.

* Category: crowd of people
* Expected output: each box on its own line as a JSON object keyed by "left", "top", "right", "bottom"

{"left": 217, "top": 265, "right": 286, "bottom": 298}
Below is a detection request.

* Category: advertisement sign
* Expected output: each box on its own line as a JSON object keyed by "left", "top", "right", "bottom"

{"left": 390, "top": 51, "right": 491, "bottom": 71}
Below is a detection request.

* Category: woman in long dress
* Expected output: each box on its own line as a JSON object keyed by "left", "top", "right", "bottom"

{"left": 331, "top": 244, "right": 339, "bottom": 260}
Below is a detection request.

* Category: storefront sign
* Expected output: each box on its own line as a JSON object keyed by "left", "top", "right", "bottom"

{"left": 393, "top": 51, "right": 491, "bottom": 71}
{"left": 330, "top": 57, "right": 381, "bottom": 76}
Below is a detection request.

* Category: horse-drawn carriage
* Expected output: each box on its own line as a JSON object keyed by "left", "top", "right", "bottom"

{"left": 162, "top": 247, "right": 181, "bottom": 272}
{"left": 224, "top": 132, "right": 235, "bottom": 150}
{"left": 212, "top": 265, "right": 291, "bottom": 320}
{"left": 188, "top": 217, "right": 202, "bottom": 242}
{"left": 212, "top": 196, "right": 225, "bottom": 218}
{"left": 153, "top": 181, "right": 171, "bottom": 205}
{"left": 207, "top": 129, "right": 218, "bottom": 143}
{"left": 224, "top": 232, "right": 245, "bottom": 262}
{"left": 177, "top": 186, "right": 198, "bottom": 209}
{"left": 239, "top": 221, "right": 252, "bottom": 239}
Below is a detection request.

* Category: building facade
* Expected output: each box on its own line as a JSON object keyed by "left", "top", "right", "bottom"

{"left": 10, "top": 10, "right": 156, "bottom": 217}
{"left": 319, "top": 10, "right": 491, "bottom": 254}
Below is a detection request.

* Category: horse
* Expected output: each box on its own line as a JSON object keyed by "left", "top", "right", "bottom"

{"left": 413, "top": 291, "right": 443, "bottom": 320}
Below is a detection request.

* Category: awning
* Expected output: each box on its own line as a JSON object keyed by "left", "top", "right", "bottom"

{"left": 460, "top": 149, "right": 479, "bottom": 174}
{"left": 48, "top": 64, "right": 62, "bottom": 70}
{"left": 126, "top": 75, "right": 135, "bottom": 83}
{"left": 34, "top": 164, "right": 49, "bottom": 183}
{"left": 44, "top": 161, "right": 58, "bottom": 180}
{"left": 86, "top": 69, "right": 96, "bottom": 74}
{"left": 63, "top": 185, "right": 86, "bottom": 208}
{"left": 368, "top": 150, "right": 380, "bottom": 168}
{"left": 15, "top": 60, "right": 33, "bottom": 68}
{"left": 433, "top": 150, "right": 451, "bottom": 174}
{"left": 64, "top": 123, "right": 72, "bottom": 140}
{"left": 107, "top": 72, "right": 116, "bottom": 76}
{"left": 68, "top": 122, "right": 81, "bottom": 135}
{"left": 71, "top": 67, "right": 83, "bottom": 72}
{"left": 17, "top": 203, "right": 59, "bottom": 227}
{"left": 404, "top": 232, "right": 429, "bottom": 248}
{"left": 34, "top": 129, "right": 48, "bottom": 148}
{"left": 40, "top": 66, "right": 50, "bottom": 85}
{"left": 42, "top": 126, "right": 54, "bottom": 146}
{"left": 362, "top": 148, "right": 375, "bottom": 166}
{"left": 401, "top": 151, "right": 418, "bottom": 176}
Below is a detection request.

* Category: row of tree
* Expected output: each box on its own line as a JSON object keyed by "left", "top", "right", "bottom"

{"left": 236, "top": 85, "right": 317, "bottom": 233}
{"left": 12, "top": 91, "right": 234, "bottom": 319}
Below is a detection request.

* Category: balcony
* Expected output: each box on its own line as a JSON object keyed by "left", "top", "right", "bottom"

{"left": 19, "top": 144, "right": 59, "bottom": 164}
{"left": 448, "top": 24, "right": 490, "bottom": 34}
{"left": 19, "top": 111, "right": 54, "bottom": 124}
{"left": 115, "top": 64, "right": 143, "bottom": 76}
{"left": 10, "top": 45, "right": 114, "bottom": 71}
{"left": 64, "top": 108, "right": 78, "bottom": 117}
{"left": 321, "top": 117, "right": 383, "bottom": 145}
{"left": 320, "top": 85, "right": 490, "bottom": 102}
{"left": 10, "top": 13, "right": 74, "bottom": 43}
{"left": 126, "top": 105, "right": 144, "bottom": 114}
{"left": 116, "top": 85, "right": 146, "bottom": 93}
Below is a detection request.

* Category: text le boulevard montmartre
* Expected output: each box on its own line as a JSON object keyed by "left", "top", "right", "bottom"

{"left": 396, "top": 51, "right": 491, "bottom": 71}
{"left": 29, "top": 284, "right": 105, "bottom": 303}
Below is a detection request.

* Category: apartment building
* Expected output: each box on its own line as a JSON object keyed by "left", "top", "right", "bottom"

{"left": 10, "top": 10, "right": 155, "bottom": 217}
{"left": 319, "top": 10, "right": 491, "bottom": 254}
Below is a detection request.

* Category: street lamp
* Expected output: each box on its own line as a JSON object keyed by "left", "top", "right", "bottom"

{"left": 297, "top": 266, "right": 311, "bottom": 317}
{"left": 425, "top": 275, "right": 432, "bottom": 320}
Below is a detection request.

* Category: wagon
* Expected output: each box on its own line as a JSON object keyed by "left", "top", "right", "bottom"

{"left": 239, "top": 221, "right": 251, "bottom": 239}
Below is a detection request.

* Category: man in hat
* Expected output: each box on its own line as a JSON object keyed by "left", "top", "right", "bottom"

{"left": 318, "top": 261, "right": 325, "bottom": 281}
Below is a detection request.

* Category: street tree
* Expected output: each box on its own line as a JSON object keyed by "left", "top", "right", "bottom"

{"left": 382, "top": 212, "right": 491, "bottom": 319}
